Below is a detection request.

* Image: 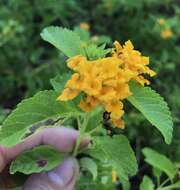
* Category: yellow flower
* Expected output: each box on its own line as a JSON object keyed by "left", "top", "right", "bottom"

{"left": 58, "top": 40, "right": 155, "bottom": 128}
{"left": 97, "top": 86, "right": 116, "bottom": 102}
{"left": 65, "top": 73, "right": 80, "bottom": 89}
{"left": 161, "top": 28, "right": 173, "bottom": 39}
{"left": 157, "top": 18, "right": 166, "bottom": 25}
{"left": 112, "top": 170, "right": 118, "bottom": 183}
{"left": 79, "top": 96, "right": 98, "bottom": 112}
{"left": 67, "top": 55, "right": 87, "bottom": 71}
{"left": 57, "top": 88, "right": 79, "bottom": 101}
{"left": 113, "top": 40, "right": 156, "bottom": 85}
{"left": 112, "top": 119, "right": 125, "bottom": 129}
{"left": 83, "top": 77, "right": 102, "bottom": 96}
{"left": 115, "top": 83, "right": 132, "bottom": 100}
{"left": 133, "top": 76, "right": 150, "bottom": 86}
{"left": 80, "top": 22, "right": 90, "bottom": 30}
{"left": 105, "top": 101, "right": 124, "bottom": 119}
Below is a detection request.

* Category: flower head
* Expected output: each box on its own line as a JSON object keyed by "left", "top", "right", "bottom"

{"left": 57, "top": 40, "right": 155, "bottom": 128}
{"left": 161, "top": 28, "right": 173, "bottom": 39}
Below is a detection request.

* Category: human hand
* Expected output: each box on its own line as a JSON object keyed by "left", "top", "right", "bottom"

{"left": 0, "top": 127, "right": 89, "bottom": 190}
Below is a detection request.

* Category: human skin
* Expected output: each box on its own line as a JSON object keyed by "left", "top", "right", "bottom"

{"left": 0, "top": 127, "right": 89, "bottom": 190}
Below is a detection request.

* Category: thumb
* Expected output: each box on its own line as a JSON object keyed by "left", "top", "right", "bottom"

{"left": 23, "top": 157, "right": 79, "bottom": 190}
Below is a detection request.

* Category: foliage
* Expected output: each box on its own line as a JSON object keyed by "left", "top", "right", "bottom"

{"left": 0, "top": 0, "right": 179, "bottom": 189}
{"left": 139, "top": 148, "right": 180, "bottom": 190}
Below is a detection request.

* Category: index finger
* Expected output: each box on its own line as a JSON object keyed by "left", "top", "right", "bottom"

{"left": 1, "top": 127, "right": 89, "bottom": 169}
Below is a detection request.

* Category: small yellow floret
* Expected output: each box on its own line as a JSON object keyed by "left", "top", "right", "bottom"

{"left": 157, "top": 18, "right": 166, "bottom": 25}
{"left": 80, "top": 22, "right": 90, "bottom": 30}
{"left": 112, "top": 170, "right": 118, "bottom": 183}
{"left": 57, "top": 88, "right": 79, "bottom": 101}
{"left": 161, "top": 29, "right": 173, "bottom": 39}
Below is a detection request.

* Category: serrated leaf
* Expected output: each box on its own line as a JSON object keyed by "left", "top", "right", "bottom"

{"left": 41, "top": 26, "right": 85, "bottom": 57}
{"left": 0, "top": 90, "right": 81, "bottom": 147}
{"left": 140, "top": 176, "right": 154, "bottom": 190}
{"left": 80, "top": 157, "right": 98, "bottom": 180}
{"left": 128, "top": 83, "right": 173, "bottom": 144}
{"left": 142, "top": 148, "right": 176, "bottom": 179}
{"left": 86, "top": 135, "right": 138, "bottom": 180}
{"left": 10, "top": 145, "right": 64, "bottom": 174}
{"left": 50, "top": 73, "right": 71, "bottom": 92}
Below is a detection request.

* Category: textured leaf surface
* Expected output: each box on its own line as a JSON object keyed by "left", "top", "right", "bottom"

{"left": 143, "top": 148, "right": 176, "bottom": 179}
{"left": 86, "top": 135, "right": 137, "bottom": 179}
{"left": 128, "top": 83, "right": 173, "bottom": 144}
{"left": 41, "top": 26, "right": 85, "bottom": 57}
{"left": 50, "top": 73, "right": 71, "bottom": 92}
{"left": 140, "top": 176, "right": 154, "bottom": 190}
{"left": 80, "top": 157, "right": 98, "bottom": 180}
{"left": 74, "top": 27, "right": 90, "bottom": 42}
{"left": 10, "top": 145, "right": 64, "bottom": 174}
{"left": 0, "top": 90, "right": 80, "bottom": 147}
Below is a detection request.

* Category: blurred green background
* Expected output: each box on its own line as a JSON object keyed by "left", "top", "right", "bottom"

{"left": 0, "top": 0, "right": 179, "bottom": 189}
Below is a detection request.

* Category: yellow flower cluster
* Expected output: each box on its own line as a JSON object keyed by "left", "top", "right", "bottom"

{"left": 57, "top": 40, "right": 156, "bottom": 128}
{"left": 161, "top": 28, "right": 173, "bottom": 39}
{"left": 156, "top": 18, "right": 173, "bottom": 39}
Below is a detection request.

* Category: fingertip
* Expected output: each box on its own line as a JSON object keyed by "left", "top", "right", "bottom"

{"left": 47, "top": 157, "right": 79, "bottom": 188}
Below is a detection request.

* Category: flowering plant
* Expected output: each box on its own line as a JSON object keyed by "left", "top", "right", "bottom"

{"left": 0, "top": 26, "right": 174, "bottom": 189}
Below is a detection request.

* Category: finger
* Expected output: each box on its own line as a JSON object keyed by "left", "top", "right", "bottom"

{"left": 23, "top": 157, "right": 79, "bottom": 190}
{"left": 1, "top": 127, "right": 89, "bottom": 168}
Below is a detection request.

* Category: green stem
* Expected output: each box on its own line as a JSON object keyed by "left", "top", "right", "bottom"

{"left": 157, "top": 181, "right": 180, "bottom": 190}
{"left": 157, "top": 176, "right": 160, "bottom": 187}
{"left": 73, "top": 133, "right": 82, "bottom": 156}
{"left": 88, "top": 124, "right": 102, "bottom": 135}
{"left": 73, "top": 114, "right": 90, "bottom": 156}
{"left": 157, "top": 178, "right": 171, "bottom": 190}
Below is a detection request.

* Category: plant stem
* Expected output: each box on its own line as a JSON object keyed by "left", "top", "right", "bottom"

{"left": 157, "top": 178, "right": 171, "bottom": 190}
{"left": 73, "top": 114, "right": 89, "bottom": 156}
{"left": 89, "top": 124, "right": 102, "bottom": 135}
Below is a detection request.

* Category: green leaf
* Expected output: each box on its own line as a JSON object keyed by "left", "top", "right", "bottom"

{"left": 142, "top": 148, "right": 176, "bottom": 179}
{"left": 128, "top": 82, "right": 173, "bottom": 144}
{"left": 10, "top": 145, "right": 64, "bottom": 174}
{"left": 0, "top": 90, "right": 80, "bottom": 147}
{"left": 153, "top": 168, "right": 162, "bottom": 181}
{"left": 86, "top": 106, "right": 103, "bottom": 132}
{"left": 85, "top": 44, "right": 111, "bottom": 60}
{"left": 140, "top": 176, "right": 154, "bottom": 190}
{"left": 80, "top": 157, "right": 98, "bottom": 180}
{"left": 41, "top": 26, "right": 85, "bottom": 57}
{"left": 74, "top": 26, "right": 90, "bottom": 42}
{"left": 86, "top": 135, "right": 138, "bottom": 180}
{"left": 119, "top": 175, "right": 131, "bottom": 190}
{"left": 50, "top": 73, "right": 71, "bottom": 92}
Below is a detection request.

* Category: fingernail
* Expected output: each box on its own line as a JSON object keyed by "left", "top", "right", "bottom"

{"left": 48, "top": 157, "right": 78, "bottom": 187}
